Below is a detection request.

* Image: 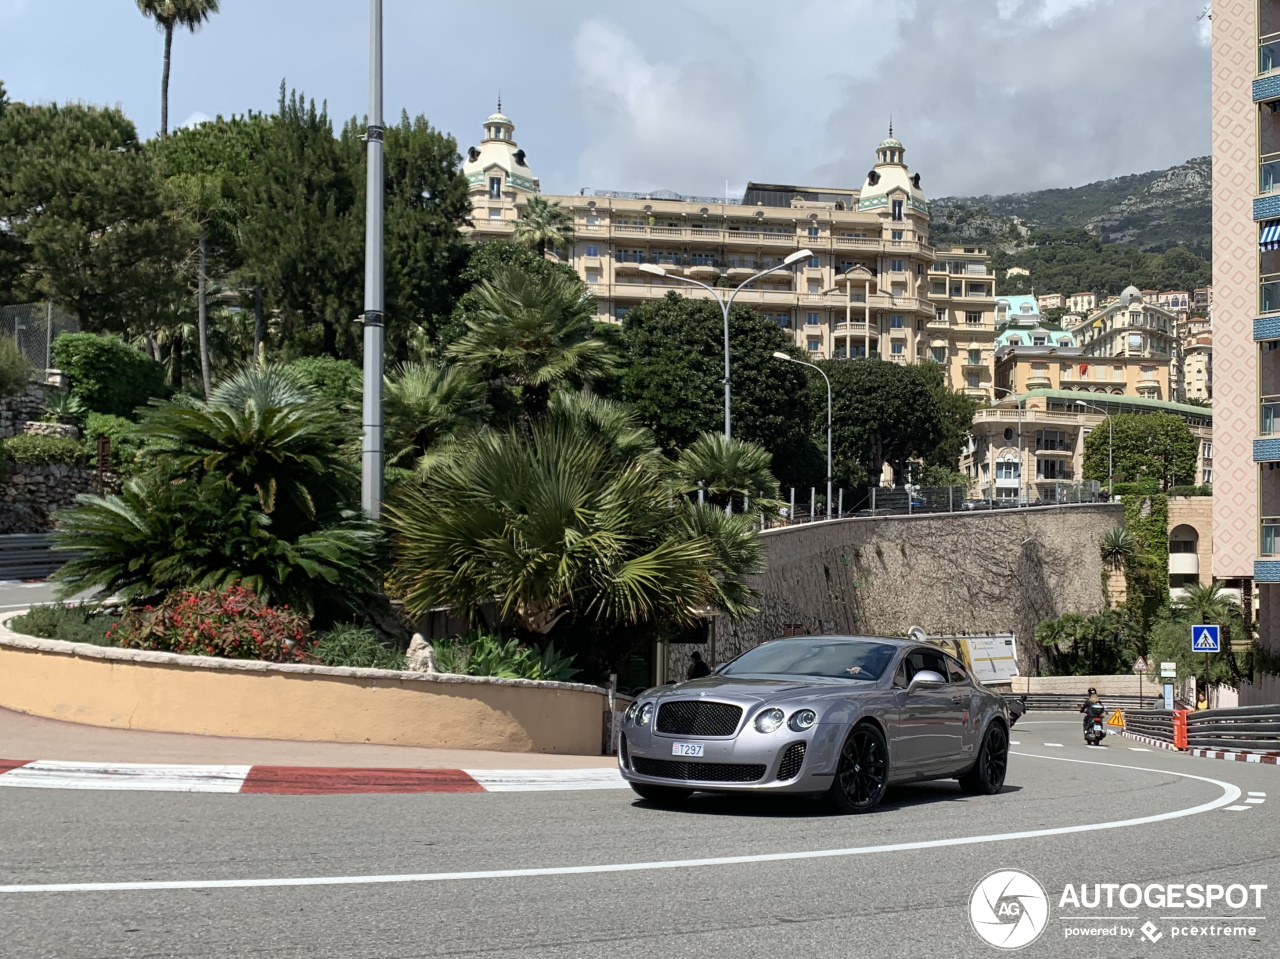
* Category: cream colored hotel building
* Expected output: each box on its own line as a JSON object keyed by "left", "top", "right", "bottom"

{"left": 462, "top": 109, "right": 998, "bottom": 400}
{"left": 1213, "top": 0, "right": 1280, "bottom": 702}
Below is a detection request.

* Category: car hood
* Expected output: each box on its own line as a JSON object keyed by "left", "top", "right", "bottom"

{"left": 655, "top": 674, "right": 876, "bottom": 702}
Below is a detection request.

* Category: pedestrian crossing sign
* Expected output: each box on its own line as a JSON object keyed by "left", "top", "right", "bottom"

{"left": 1192, "top": 624, "right": 1221, "bottom": 653}
{"left": 1107, "top": 710, "right": 1125, "bottom": 728}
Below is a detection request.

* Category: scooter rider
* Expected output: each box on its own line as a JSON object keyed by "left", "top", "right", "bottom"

{"left": 1079, "top": 687, "right": 1105, "bottom": 736}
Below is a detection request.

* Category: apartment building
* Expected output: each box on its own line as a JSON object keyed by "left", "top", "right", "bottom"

{"left": 1158, "top": 290, "right": 1192, "bottom": 315}
{"left": 461, "top": 108, "right": 997, "bottom": 398}
{"left": 1069, "top": 287, "right": 1181, "bottom": 390}
{"left": 1193, "top": 286, "right": 1214, "bottom": 314}
{"left": 1037, "top": 293, "right": 1066, "bottom": 311}
{"left": 1213, "top": 0, "right": 1276, "bottom": 703}
{"left": 1067, "top": 291, "right": 1098, "bottom": 313}
{"left": 1184, "top": 333, "right": 1213, "bottom": 402}
{"left": 993, "top": 346, "right": 1172, "bottom": 401}
{"left": 961, "top": 392, "right": 1212, "bottom": 505}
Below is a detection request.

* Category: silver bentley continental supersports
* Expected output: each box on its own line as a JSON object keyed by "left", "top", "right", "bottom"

{"left": 619, "top": 636, "right": 1011, "bottom": 813}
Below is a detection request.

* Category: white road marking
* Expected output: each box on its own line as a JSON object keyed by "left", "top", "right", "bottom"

{"left": 1043, "top": 742, "right": 1064, "bottom": 748}
{"left": 0, "top": 760, "right": 250, "bottom": 793}
{"left": 462, "top": 768, "right": 628, "bottom": 791}
{"left": 0, "top": 752, "right": 1242, "bottom": 895}
{"left": 1129, "top": 748, "right": 1152, "bottom": 752}
{"left": 1225, "top": 805, "right": 1252, "bottom": 812}
{"left": 1009, "top": 741, "right": 1020, "bottom": 745}
{"left": 1249, "top": 791, "right": 1267, "bottom": 797}
{"left": 1245, "top": 798, "right": 1266, "bottom": 804}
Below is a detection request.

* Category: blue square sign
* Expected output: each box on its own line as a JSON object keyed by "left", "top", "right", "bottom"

{"left": 1192, "top": 624, "right": 1221, "bottom": 652}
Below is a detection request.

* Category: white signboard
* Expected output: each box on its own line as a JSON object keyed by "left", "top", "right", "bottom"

{"left": 959, "top": 634, "right": 1019, "bottom": 684}
{"left": 1160, "top": 660, "right": 1177, "bottom": 678}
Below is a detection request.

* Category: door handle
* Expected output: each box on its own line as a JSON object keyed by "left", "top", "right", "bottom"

{"left": 950, "top": 696, "right": 967, "bottom": 705}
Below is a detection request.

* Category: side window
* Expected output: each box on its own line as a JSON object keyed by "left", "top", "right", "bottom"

{"left": 945, "top": 656, "right": 968, "bottom": 684}
{"left": 893, "top": 660, "right": 910, "bottom": 688}
{"left": 905, "top": 648, "right": 947, "bottom": 679}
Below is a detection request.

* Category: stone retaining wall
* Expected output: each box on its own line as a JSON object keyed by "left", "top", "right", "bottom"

{"left": 0, "top": 383, "right": 53, "bottom": 439}
{"left": 0, "top": 462, "right": 96, "bottom": 534}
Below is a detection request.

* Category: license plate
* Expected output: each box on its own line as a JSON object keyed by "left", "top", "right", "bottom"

{"left": 671, "top": 742, "right": 704, "bottom": 757}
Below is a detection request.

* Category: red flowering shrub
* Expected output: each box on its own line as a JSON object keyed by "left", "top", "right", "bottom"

{"left": 110, "top": 583, "right": 314, "bottom": 663}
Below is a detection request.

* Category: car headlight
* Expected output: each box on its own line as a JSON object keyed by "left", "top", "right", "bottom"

{"left": 754, "top": 708, "right": 785, "bottom": 733}
{"left": 623, "top": 701, "right": 639, "bottom": 723}
{"left": 637, "top": 703, "right": 655, "bottom": 726}
{"left": 788, "top": 709, "right": 817, "bottom": 731}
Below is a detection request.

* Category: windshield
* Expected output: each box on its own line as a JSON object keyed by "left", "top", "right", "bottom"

{"left": 720, "top": 640, "right": 897, "bottom": 681}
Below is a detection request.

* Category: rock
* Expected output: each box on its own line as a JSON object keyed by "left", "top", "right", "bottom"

{"left": 404, "top": 633, "right": 438, "bottom": 674}
{"left": 23, "top": 421, "right": 79, "bottom": 439}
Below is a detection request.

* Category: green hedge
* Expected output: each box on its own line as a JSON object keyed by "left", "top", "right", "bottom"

{"left": 1112, "top": 481, "right": 1211, "bottom": 497}
{"left": 0, "top": 337, "right": 30, "bottom": 398}
{"left": 287, "top": 357, "right": 360, "bottom": 409}
{"left": 2, "top": 434, "right": 83, "bottom": 465}
{"left": 52, "top": 333, "right": 167, "bottom": 419}
{"left": 82, "top": 412, "right": 143, "bottom": 470}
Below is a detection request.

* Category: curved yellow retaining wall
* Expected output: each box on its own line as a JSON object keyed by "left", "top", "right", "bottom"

{"left": 0, "top": 624, "right": 607, "bottom": 755}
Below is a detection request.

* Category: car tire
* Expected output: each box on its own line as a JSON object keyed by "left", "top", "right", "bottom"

{"left": 826, "top": 722, "right": 889, "bottom": 814}
{"left": 629, "top": 782, "right": 693, "bottom": 806}
{"left": 959, "top": 721, "right": 1008, "bottom": 795}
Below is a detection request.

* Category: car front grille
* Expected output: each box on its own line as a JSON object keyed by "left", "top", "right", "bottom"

{"left": 631, "top": 757, "right": 766, "bottom": 783}
{"left": 776, "top": 742, "right": 806, "bottom": 781}
{"left": 655, "top": 700, "right": 743, "bottom": 737}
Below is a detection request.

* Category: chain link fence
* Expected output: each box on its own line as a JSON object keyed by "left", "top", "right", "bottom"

{"left": 0, "top": 303, "right": 80, "bottom": 375}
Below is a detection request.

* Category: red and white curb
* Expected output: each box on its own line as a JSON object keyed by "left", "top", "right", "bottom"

{"left": 1187, "top": 748, "right": 1280, "bottom": 766}
{"left": 1119, "top": 731, "right": 1179, "bottom": 751}
{"left": 0, "top": 759, "right": 627, "bottom": 794}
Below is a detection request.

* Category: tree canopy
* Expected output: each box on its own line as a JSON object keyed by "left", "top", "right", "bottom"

{"left": 1082, "top": 412, "right": 1199, "bottom": 490}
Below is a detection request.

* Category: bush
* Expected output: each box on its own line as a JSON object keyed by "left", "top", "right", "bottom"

{"left": 110, "top": 583, "right": 313, "bottom": 662}
{"left": 9, "top": 603, "right": 120, "bottom": 646}
{"left": 0, "top": 336, "right": 30, "bottom": 398}
{"left": 432, "top": 631, "right": 579, "bottom": 681}
{"left": 2, "top": 434, "right": 83, "bottom": 465}
{"left": 82, "top": 412, "right": 143, "bottom": 470}
{"left": 311, "top": 624, "right": 405, "bottom": 670}
{"left": 287, "top": 357, "right": 361, "bottom": 409}
{"left": 52, "top": 333, "right": 167, "bottom": 419}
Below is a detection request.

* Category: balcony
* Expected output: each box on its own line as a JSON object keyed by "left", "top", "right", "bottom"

{"left": 1263, "top": 518, "right": 1280, "bottom": 557}
{"left": 1169, "top": 553, "right": 1200, "bottom": 576}
{"left": 1264, "top": 396, "right": 1280, "bottom": 435}
{"left": 1026, "top": 374, "right": 1052, "bottom": 389}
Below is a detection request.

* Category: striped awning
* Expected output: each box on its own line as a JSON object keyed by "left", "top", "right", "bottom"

{"left": 1262, "top": 220, "right": 1280, "bottom": 251}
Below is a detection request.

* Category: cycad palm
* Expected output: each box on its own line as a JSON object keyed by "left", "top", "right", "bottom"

{"left": 512, "top": 195, "right": 575, "bottom": 257}
{"left": 385, "top": 397, "right": 762, "bottom": 639}
{"left": 1099, "top": 527, "right": 1138, "bottom": 571}
{"left": 446, "top": 266, "right": 614, "bottom": 420}
{"left": 137, "top": 363, "right": 357, "bottom": 537}
{"left": 135, "top": 0, "right": 221, "bottom": 138}
{"left": 1174, "top": 581, "right": 1239, "bottom": 626}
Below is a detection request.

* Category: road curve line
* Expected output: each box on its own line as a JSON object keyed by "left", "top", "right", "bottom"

{"left": 0, "top": 752, "right": 1241, "bottom": 895}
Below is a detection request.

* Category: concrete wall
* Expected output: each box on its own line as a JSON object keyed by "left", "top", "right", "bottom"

{"left": 675, "top": 503, "right": 1123, "bottom": 678}
{"left": 0, "top": 625, "right": 607, "bottom": 755}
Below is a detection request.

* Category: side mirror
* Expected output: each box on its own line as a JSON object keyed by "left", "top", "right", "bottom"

{"left": 908, "top": 669, "right": 947, "bottom": 692}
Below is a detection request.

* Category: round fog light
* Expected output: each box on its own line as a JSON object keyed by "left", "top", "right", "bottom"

{"left": 755, "top": 708, "right": 785, "bottom": 733}
{"left": 788, "top": 709, "right": 817, "bottom": 731}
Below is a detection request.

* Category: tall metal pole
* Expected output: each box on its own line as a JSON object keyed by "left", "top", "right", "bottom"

{"left": 360, "top": 0, "right": 385, "bottom": 519}
{"left": 721, "top": 300, "right": 731, "bottom": 438}
{"left": 773, "top": 353, "right": 832, "bottom": 519}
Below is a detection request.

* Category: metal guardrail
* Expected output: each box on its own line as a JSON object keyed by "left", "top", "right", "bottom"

{"left": 1123, "top": 710, "right": 1176, "bottom": 743}
{"left": 1009, "top": 693, "right": 1164, "bottom": 712}
{"left": 0, "top": 533, "right": 61, "bottom": 580}
{"left": 1186, "top": 705, "right": 1280, "bottom": 752}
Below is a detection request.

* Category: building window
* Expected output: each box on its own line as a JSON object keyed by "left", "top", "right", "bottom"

{"left": 586, "top": 215, "right": 600, "bottom": 226}
{"left": 807, "top": 339, "right": 821, "bottom": 352}
{"left": 1202, "top": 441, "right": 1213, "bottom": 459}
{"left": 915, "top": 319, "right": 925, "bottom": 331}
{"left": 807, "top": 312, "right": 820, "bottom": 326}
{"left": 996, "top": 462, "right": 1019, "bottom": 480}
{"left": 1037, "top": 459, "right": 1068, "bottom": 480}
{"left": 966, "top": 374, "right": 980, "bottom": 389}
{"left": 585, "top": 244, "right": 599, "bottom": 257}
{"left": 968, "top": 349, "right": 982, "bottom": 366}
{"left": 891, "top": 259, "right": 904, "bottom": 272}
{"left": 892, "top": 230, "right": 904, "bottom": 241}
{"left": 935, "top": 309, "right": 947, "bottom": 323}
{"left": 808, "top": 226, "right": 820, "bottom": 237}
{"left": 488, "top": 176, "right": 502, "bottom": 199}
{"left": 931, "top": 347, "right": 946, "bottom": 363}
{"left": 808, "top": 256, "right": 820, "bottom": 268}
{"left": 808, "top": 280, "right": 821, "bottom": 294}
{"left": 965, "top": 311, "right": 981, "bottom": 325}
{"left": 585, "top": 271, "right": 600, "bottom": 284}
{"left": 892, "top": 199, "right": 904, "bottom": 221}
{"left": 951, "top": 284, "right": 963, "bottom": 297}
{"left": 615, "top": 308, "right": 630, "bottom": 321}
{"left": 1033, "top": 336, "right": 1046, "bottom": 346}
{"left": 890, "top": 315, "right": 904, "bottom": 328}
{"left": 891, "top": 342, "right": 904, "bottom": 354}
{"left": 968, "top": 283, "right": 989, "bottom": 296}
{"left": 488, "top": 208, "right": 502, "bottom": 219}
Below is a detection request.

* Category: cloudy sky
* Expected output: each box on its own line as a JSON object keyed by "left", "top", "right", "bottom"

{"left": 0, "top": 0, "right": 1210, "bottom": 199}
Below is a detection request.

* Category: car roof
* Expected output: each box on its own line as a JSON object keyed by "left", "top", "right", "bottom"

{"left": 765, "top": 635, "right": 917, "bottom": 648}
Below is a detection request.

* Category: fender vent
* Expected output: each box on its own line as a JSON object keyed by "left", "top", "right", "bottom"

{"left": 777, "top": 742, "right": 806, "bottom": 781}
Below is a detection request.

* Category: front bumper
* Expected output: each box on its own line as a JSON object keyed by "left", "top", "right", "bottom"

{"left": 618, "top": 721, "right": 846, "bottom": 794}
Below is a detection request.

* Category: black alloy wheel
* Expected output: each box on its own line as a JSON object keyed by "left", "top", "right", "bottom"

{"left": 960, "top": 722, "right": 1008, "bottom": 795}
{"left": 827, "top": 723, "right": 889, "bottom": 813}
{"left": 629, "top": 782, "right": 693, "bottom": 807}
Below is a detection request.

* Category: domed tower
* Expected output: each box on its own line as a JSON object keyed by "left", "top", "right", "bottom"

{"left": 857, "top": 125, "right": 928, "bottom": 221}
{"left": 462, "top": 99, "right": 540, "bottom": 202}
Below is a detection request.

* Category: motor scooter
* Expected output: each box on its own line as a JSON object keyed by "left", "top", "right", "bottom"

{"left": 1083, "top": 704, "right": 1106, "bottom": 745}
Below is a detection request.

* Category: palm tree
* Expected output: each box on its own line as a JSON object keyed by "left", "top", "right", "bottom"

{"left": 1173, "top": 581, "right": 1245, "bottom": 686}
{"left": 136, "top": 1, "right": 221, "bottom": 138}
{"left": 136, "top": 363, "right": 358, "bottom": 539}
{"left": 1099, "top": 527, "right": 1138, "bottom": 571}
{"left": 384, "top": 397, "right": 763, "bottom": 643}
{"left": 672, "top": 432, "right": 783, "bottom": 512}
{"left": 383, "top": 362, "right": 488, "bottom": 470}
{"left": 512, "top": 195, "right": 575, "bottom": 258}
{"left": 446, "top": 266, "right": 615, "bottom": 420}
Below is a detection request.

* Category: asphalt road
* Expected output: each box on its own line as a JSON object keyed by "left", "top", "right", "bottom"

{"left": 2, "top": 717, "right": 1276, "bottom": 959}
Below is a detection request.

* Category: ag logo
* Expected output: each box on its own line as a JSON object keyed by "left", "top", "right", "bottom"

{"left": 969, "top": 869, "right": 1050, "bottom": 949}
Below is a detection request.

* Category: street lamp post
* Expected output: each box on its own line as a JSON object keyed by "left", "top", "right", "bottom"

{"left": 360, "top": 0, "right": 386, "bottom": 519}
{"left": 1074, "top": 399, "right": 1114, "bottom": 500}
{"left": 773, "top": 351, "right": 832, "bottom": 520}
{"left": 639, "top": 247, "right": 813, "bottom": 438}
{"left": 981, "top": 383, "right": 1024, "bottom": 505}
